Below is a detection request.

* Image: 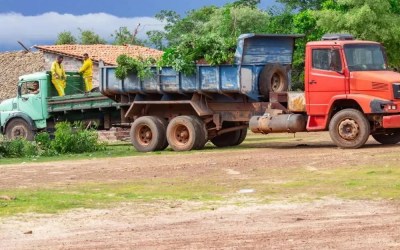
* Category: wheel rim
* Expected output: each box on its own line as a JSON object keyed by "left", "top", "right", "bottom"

{"left": 136, "top": 125, "right": 153, "bottom": 146}
{"left": 271, "top": 73, "right": 282, "bottom": 92}
{"left": 173, "top": 124, "right": 190, "bottom": 145}
{"left": 338, "top": 119, "right": 359, "bottom": 140}
{"left": 11, "top": 125, "right": 27, "bottom": 139}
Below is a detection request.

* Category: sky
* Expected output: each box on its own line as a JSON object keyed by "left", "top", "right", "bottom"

{"left": 0, "top": 0, "right": 277, "bottom": 51}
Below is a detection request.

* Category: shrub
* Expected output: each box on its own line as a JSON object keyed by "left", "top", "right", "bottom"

{"left": 35, "top": 132, "right": 58, "bottom": 157}
{"left": 0, "top": 122, "right": 105, "bottom": 158}
{"left": 51, "top": 122, "right": 105, "bottom": 154}
{"left": 0, "top": 139, "right": 37, "bottom": 158}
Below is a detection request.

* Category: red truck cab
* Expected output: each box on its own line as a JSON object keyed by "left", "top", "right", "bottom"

{"left": 303, "top": 34, "right": 400, "bottom": 148}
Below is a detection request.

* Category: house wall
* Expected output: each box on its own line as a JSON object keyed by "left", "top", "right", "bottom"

{"left": 43, "top": 53, "right": 100, "bottom": 88}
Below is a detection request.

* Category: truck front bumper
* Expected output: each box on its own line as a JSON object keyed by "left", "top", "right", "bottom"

{"left": 383, "top": 115, "right": 400, "bottom": 128}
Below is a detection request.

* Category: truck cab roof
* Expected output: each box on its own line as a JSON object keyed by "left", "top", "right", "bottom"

{"left": 18, "top": 71, "right": 48, "bottom": 82}
{"left": 307, "top": 40, "right": 381, "bottom": 47}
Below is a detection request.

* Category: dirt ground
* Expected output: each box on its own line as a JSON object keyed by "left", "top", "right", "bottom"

{"left": 1, "top": 132, "right": 400, "bottom": 249}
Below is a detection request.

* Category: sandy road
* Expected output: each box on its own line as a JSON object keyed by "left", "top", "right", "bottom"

{"left": 1, "top": 133, "right": 400, "bottom": 249}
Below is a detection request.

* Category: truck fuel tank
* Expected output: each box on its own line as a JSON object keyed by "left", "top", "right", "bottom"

{"left": 250, "top": 113, "right": 307, "bottom": 134}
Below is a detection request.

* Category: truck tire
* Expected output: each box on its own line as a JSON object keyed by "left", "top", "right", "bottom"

{"left": 167, "top": 116, "right": 204, "bottom": 151}
{"left": 5, "top": 118, "right": 35, "bottom": 141}
{"left": 190, "top": 116, "right": 208, "bottom": 150}
{"left": 234, "top": 128, "right": 248, "bottom": 146}
{"left": 130, "top": 116, "right": 167, "bottom": 152}
{"left": 211, "top": 130, "right": 240, "bottom": 147}
{"left": 259, "top": 63, "right": 289, "bottom": 97}
{"left": 372, "top": 130, "right": 400, "bottom": 144}
{"left": 155, "top": 117, "right": 169, "bottom": 150}
{"left": 211, "top": 122, "right": 247, "bottom": 147}
{"left": 329, "top": 109, "right": 370, "bottom": 149}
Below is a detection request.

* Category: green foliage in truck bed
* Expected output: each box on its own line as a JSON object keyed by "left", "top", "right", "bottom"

{"left": 115, "top": 4, "right": 270, "bottom": 78}
{"left": 115, "top": 55, "right": 157, "bottom": 80}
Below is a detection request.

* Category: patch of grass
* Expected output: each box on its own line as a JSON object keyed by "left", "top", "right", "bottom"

{"left": 0, "top": 179, "right": 227, "bottom": 217}
{"left": 1, "top": 164, "right": 400, "bottom": 217}
{"left": 0, "top": 132, "right": 296, "bottom": 166}
{"left": 251, "top": 166, "right": 400, "bottom": 202}
{"left": 0, "top": 144, "right": 139, "bottom": 165}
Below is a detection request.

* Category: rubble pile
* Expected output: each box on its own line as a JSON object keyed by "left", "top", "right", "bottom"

{"left": 0, "top": 51, "right": 45, "bottom": 101}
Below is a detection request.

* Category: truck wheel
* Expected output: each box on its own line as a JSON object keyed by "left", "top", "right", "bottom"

{"left": 234, "top": 128, "right": 248, "bottom": 146}
{"left": 329, "top": 109, "right": 370, "bottom": 149}
{"left": 372, "top": 130, "right": 400, "bottom": 144}
{"left": 130, "top": 116, "right": 167, "bottom": 152}
{"left": 155, "top": 117, "right": 169, "bottom": 150}
{"left": 259, "top": 63, "right": 289, "bottom": 97}
{"left": 211, "top": 123, "right": 247, "bottom": 147}
{"left": 5, "top": 118, "right": 35, "bottom": 141}
{"left": 211, "top": 130, "right": 241, "bottom": 147}
{"left": 190, "top": 116, "right": 208, "bottom": 150}
{"left": 167, "top": 116, "right": 203, "bottom": 151}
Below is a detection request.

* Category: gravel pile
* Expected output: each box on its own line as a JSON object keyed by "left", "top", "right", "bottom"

{"left": 0, "top": 51, "right": 45, "bottom": 101}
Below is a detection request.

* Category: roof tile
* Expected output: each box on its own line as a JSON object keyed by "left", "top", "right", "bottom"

{"left": 34, "top": 44, "right": 163, "bottom": 66}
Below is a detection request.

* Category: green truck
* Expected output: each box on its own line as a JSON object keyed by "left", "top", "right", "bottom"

{"left": 0, "top": 71, "right": 127, "bottom": 140}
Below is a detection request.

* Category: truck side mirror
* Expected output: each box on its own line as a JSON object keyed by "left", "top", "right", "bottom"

{"left": 17, "top": 85, "right": 22, "bottom": 96}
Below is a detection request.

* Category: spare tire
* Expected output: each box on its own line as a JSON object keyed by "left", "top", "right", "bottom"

{"left": 259, "top": 63, "right": 289, "bottom": 96}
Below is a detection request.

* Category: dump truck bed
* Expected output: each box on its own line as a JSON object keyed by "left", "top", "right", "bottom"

{"left": 47, "top": 92, "right": 121, "bottom": 113}
{"left": 100, "top": 34, "right": 300, "bottom": 101}
{"left": 45, "top": 72, "right": 125, "bottom": 113}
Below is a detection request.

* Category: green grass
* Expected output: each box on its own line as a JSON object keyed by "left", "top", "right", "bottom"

{"left": 0, "top": 179, "right": 227, "bottom": 217}
{"left": 249, "top": 165, "right": 400, "bottom": 202}
{"left": 1, "top": 164, "right": 400, "bottom": 217}
{"left": 0, "top": 133, "right": 296, "bottom": 166}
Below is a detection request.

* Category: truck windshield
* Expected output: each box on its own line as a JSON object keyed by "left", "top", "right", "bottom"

{"left": 344, "top": 44, "right": 387, "bottom": 71}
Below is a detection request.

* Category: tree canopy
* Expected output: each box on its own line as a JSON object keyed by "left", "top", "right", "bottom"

{"left": 112, "top": 26, "right": 144, "bottom": 46}
{"left": 315, "top": 0, "right": 400, "bottom": 66}
{"left": 55, "top": 0, "right": 400, "bottom": 85}
{"left": 55, "top": 31, "right": 77, "bottom": 45}
{"left": 79, "top": 29, "right": 106, "bottom": 45}
{"left": 55, "top": 29, "right": 106, "bottom": 45}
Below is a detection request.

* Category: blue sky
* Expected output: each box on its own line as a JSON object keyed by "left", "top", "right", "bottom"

{"left": 0, "top": 0, "right": 276, "bottom": 51}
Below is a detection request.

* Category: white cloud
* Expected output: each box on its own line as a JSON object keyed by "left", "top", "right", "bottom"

{"left": 0, "top": 12, "right": 165, "bottom": 47}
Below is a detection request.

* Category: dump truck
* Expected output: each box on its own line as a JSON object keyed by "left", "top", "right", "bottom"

{"left": 0, "top": 72, "right": 127, "bottom": 140}
{"left": 100, "top": 33, "right": 400, "bottom": 152}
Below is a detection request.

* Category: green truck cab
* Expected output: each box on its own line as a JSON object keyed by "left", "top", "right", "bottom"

{"left": 0, "top": 71, "right": 125, "bottom": 140}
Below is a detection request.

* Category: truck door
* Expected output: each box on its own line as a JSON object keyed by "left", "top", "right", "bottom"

{"left": 17, "top": 81, "right": 45, "bottom": 120}
{"left": 306, "top": 46, "right": 346, "bottom": 115}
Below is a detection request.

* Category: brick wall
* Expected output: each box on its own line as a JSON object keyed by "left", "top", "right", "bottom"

{"left": 43, "top": 53, "right": 100, "bottom": 88}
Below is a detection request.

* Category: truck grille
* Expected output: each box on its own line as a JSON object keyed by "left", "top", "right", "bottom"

{"left": 393, "top": 84, "right": 400, "bottom": 99}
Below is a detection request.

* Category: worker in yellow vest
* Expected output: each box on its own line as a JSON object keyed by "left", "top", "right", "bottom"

{"left": 79, "top": 53, "right": 93, "bottom": 92}
{"left": 51, "top": 55, "right": 67, "bottom": 96}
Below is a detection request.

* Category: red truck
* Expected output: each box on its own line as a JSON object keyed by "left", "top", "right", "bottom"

{"left": 100, "top": 33, "right": 400, "bottom": 151}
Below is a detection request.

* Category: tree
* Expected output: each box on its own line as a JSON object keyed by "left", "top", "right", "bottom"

{"left": 232, "top": 0, "right": 261, "bottom": 8}
{"left": 79, "top": 29, "right": 106, "bottom": 45}
{"left": 149, "top": 6, "right": 218, "bottom": 47}
{"left": 277, "top": 0, "right": 326, "bottom": 10}
{"left": 112, "top": 27, "right": 143, "bottom": 46}
{"left": 315, "top": 0, "right": 400, "bottom": 66}
{"left": 146, "top": 30, "right": 165, "bottom": 50}
{"left": 147, "top": 4, "right": 271, "bottom": 74}
{"left": 55, "top": 31, "right": 77, "bottom": 45}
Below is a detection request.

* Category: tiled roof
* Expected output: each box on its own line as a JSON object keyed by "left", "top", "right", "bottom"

{"left": 34, "top": 44, "right": 163, "bottom": 66}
